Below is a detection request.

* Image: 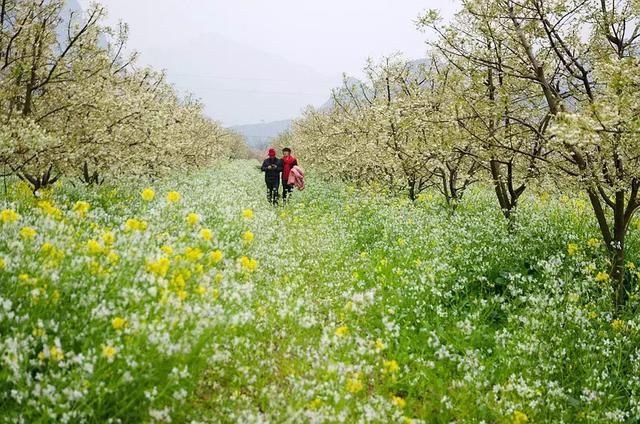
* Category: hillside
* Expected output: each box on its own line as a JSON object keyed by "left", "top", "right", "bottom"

{"left": 230, "top": 119, "right": 293, "bottom": 149}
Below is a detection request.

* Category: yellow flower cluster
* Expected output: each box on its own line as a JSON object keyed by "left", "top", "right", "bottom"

{"left": 345, "top": 373, "right": 363, "bottom": 393}
{"left": 102, "top": 231, "right": 115, "bottom": 245}
{"left": 73, "top": 201, "right": 90, "bottom": 217}
{"left": 186, "top": 212, "right": 200, "bottom": 226}
{"left": 141, "top": 188, "right": 155, "bottom": 202}
{"left": 567, "top": 243, "right": 578, "bottom": 256}
{"left": 595, "top": 271, "right": 610, "bottom": 283}
{"left": 512, "top": 410, "right": 529, "bottom": 424}
{"left": 147, "top": 257, "right": 171, "bottom": 277}
{"left": 19, "top": 226, "right": 37, "bottom": 240}
{"left": 209, "top": 249, "right": 224, "bottom": 264}
{"left": 611, "top": 319, "right": 626, "bottom": 332}
{"left": 383, "top": 359, "right": 400, "bottom": 374}
{"left": 391, "top": 395, "right": 406, "bottom": 408}
{"left": 166, "top": 191, "right": 181, "bottom": 203}
{"left": 38, "top": 201, "right": 62, "bottom": 219}
{"left": 199, "top": 228, "right": 213, "bottom": 241}
{"left": 184, "top": 247, "right": 204, "bottom": 261}
{"left": 112, "top": 317, "right": 127, "bottom": 330}
{"left": 125, "top": 218, "right": 147, "bottom": 232}
{"left": 242, "top": 231, "right": 254, "bottom": 243}
{"left": 242, "top": 208, "right": 254, "bottom": 219}
{"left": 239, "top": 256, "right": 258, "bottom": 271}
{"left": 335, "top": 325, "right": 349, "bottom": 337}
{"left": 50, "top": 346, "right": 64, "bottom": 362}
{"left": 102, "top": 345, "right": 117, "bottom": 361}
{"left": 0, "top": 208, "right": 20, "bottom": 223}
{"left": 86, "top": 239, "right": 104, "bottom": 255}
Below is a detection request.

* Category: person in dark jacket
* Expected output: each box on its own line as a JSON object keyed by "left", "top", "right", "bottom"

{"left": 261, "top": 148, "right": 283, "bottom": 205}
{"left": 281, "top": 147, "right": 298, "bottom": 203}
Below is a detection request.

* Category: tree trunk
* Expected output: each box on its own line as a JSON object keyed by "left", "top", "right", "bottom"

{"left": 408, "top": 177, "right": 417, "bottom": 202}
{"left": 610, "top": 243, "right": 627, "bottom": 309}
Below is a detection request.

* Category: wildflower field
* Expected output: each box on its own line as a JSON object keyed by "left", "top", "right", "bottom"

{"left": 1, "top": 161, "right": 639, "bottom": 423}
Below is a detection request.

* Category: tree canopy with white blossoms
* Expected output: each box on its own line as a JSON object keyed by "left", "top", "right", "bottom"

{"left": 0, "top": 0, "right": 243, "bottom": 186}
{"left": 290, "top": 0, "right": 640, "bottom": 309}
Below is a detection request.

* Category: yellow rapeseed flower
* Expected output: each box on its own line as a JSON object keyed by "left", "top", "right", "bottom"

{"left": 73, "top": 201, "right": 90, "bottom": 216}
{"left": 612, "top": 319, "right": 626, "bottom": 332}
{"left": 345, "top": 373, "right": 363, "bottom": 393}
{"left": 595, "top": 271, "right": 610, "bottom": 283}
{"left": 391, "top": 396, "right": 406, "bottom": 408}
{"left": 335, "top": 325, "right": 349, "bottom": 337}
{"left": 107, "top": 251, "right": 120, "bottom": 264}
{"left": 242, "top": 208, "right": 254, "bottom": 219}
{"left": 199, "top": 228, "right": 213, "bottom": 241}
{"left": 239, "top": 255, "right": 257, "bottom": 271}
{"left": 196, "top": 285, "right": 207, "bottom": 296}
{"left": 242, "top": 231, "right": 254, "bottom": 243}
{"left": 166, "top": 191, "right": 181, "bottom": 203}
{"left": 125, "top": 218, "right": 147, "bottom": 232}
{"left": 111, "top": 317, "right": 127, "bottom": 330}
{"left": 0, "top": 258, "right": 5, "bottom": 270}
{"left": 185, "top": 247, "right": 204, "bottom": 261}
{"left": 50, "top": 346, "right": 64, "bottom": 362}
{"left": 375, "top": 339, "right": 386, "bottom": 351}
{"left": 186, "top": 212, "right": 200, "bottom": 226}
{"left": 19, "top": 226, "right": 37, "bottom": 240}
{"left": 308, "top": 398, "right": 323, "bottom": 410}
{"left": 161, "top": 245, "right": 174, "bottom": 255}
{"left": 177, "top": 289, "right": 188, "bottom": 301}
{"left": 102, "top": 345, "right": 117, "bottom": 362}
{"left": 210, "top": 249, "right": 224, "bottom": 264}
{"left": 102, "top": 231, "right": 115, "bottom": 245}
{"left": 37, "top": 201, "right": 62, "bottom": 219}
{"left": 141, "top": 188, "right": 155, "bottom": 202}
{"left": 383, "top": 359, "right": 400, "bottom": 374}
{"left": 512, "top": 410, "right": 529, "bottom": 424}
{"left": 86, "top": 239, "right": 103, "bottom": 255}
{"left": 587, "top": 238, "right": 600, "bottom": 248}
{"left": 146, "top": 256, "right": 171, "bottom": 277}
{"left": 567, "top": 243, "right": 578, "bottom": 256}
{"left": 0, "top": 208, "right": 20, "bottom": 223}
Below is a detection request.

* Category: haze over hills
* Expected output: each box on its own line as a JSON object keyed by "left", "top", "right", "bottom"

{"left": 141, "top": 32, "right": 339, "bottom": 127}
{"left": 233, "top": 59, "right": 429, "bottom": 149}
{"left": 230, "top": 120, "right": 293, "bottom": 150}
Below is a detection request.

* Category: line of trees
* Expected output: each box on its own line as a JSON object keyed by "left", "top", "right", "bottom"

{"left": 282, "top": 0, "right": 640, "bottom": 310}
{"left": 0, "top": 0, "right": 244, "bottom": 189}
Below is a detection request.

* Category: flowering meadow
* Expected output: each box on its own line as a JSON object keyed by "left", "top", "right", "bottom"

{"left": 1, "top": 161, "right": 639, "bottom": 422}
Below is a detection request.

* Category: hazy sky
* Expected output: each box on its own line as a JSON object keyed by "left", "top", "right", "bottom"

{"left": 79, "top": 0, "right": 459, "bottom": 126}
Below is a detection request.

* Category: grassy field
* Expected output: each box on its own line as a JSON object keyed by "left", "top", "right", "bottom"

{"left": 1, "top": 161, "right": 639, "bottom": 423}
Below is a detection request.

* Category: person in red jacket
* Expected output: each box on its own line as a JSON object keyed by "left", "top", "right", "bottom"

{"left": 281, "top": 147, "right": 298, "bottom": 203}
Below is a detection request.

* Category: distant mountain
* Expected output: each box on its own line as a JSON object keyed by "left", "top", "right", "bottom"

{"left": 141, "top": 32, "right": 338, "bottom": 126}
{"left": 230, "top": 119, "right": 292, "bottom": 149}
{"left": 232, "top": 59, "right": 429, "bottom": 149}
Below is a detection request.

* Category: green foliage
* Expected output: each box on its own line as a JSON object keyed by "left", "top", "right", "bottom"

{"left": 2, "top": 162, "right": 638, "bottom": 421}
